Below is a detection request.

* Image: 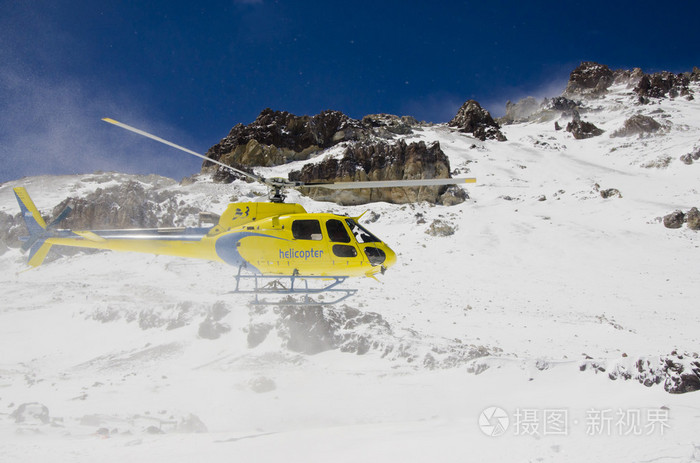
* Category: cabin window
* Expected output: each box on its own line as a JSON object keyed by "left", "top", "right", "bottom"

{"left": 326, "top": 219, "right": 351, "bottom": 243}
{"left": 292, "top": 220, "right": 323, "bottom": 240}
{"left": 345, "top": 219, "right": 381, "bottom": 243}
{"left": 364, "top": 247, "right": 387, "bottom": 266}
{"left": 332, "top": 244, "right": 357, "bottom": 258}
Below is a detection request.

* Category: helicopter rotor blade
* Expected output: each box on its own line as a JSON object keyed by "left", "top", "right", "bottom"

{"left": 302, "top": 177, "right": 476, "bottom": 190}
{"left": 101, "top": 118, "right": 264, "bottom": 184}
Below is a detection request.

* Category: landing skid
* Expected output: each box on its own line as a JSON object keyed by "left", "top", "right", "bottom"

{"left": 231, "top": 267, "right": 357, "bottom": 306}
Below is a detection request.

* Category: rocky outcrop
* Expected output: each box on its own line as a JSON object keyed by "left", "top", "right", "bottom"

{"left": 566, "top": 118, "right": 604, "bottom": 139}
{"left": 634, "top": 71, "right": 692, "bottom": 101}
{"left": 691, "top": 67, "right": 700, "bottom": 82}
{"left": 288, "top": 140, "right": 462, "bottom": 205}
{"left": 599, "top": 188, "right": 622, "bottom": 199}
{"left": 580, "top": 351, "right": 700, "bottom": 394}
{"left": 425, "top": 219, "right": 456, "bottom": 237}
{"left": 563, "top": 62, "right": 614, "bottom": 98}
{"left": 611, "top": 115, "right": 662, "bottom": 138}
{"left": 679, "top": 146, "right": 700, "bottom": 165}
{"left": 449, "top": 100, "right": 506, "bottom": 141}
{"left": 663, "top": 206, "right": 700, "bottom": 230}
{"left": 52, "top": 181, "right": 201, "bottom": 230}
{"left": 686, "top": 207, "right": 700, "bottom": 230}
{"left": 663, "top": 210, "right": 685, "bottom": 229}
{"left": 361, "top": 114, "right": 418, "bottom": 136}
{"left": 203, "top": 109, "right": 420, "bottom": 181}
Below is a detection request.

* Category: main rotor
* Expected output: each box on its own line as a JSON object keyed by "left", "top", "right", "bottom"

{"left": 102, "top": 118, "right": 476, "bottom": 203}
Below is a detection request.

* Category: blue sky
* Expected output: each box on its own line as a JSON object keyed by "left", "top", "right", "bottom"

{"left": 1, "top": 0, "right": 698, "bottom": 182}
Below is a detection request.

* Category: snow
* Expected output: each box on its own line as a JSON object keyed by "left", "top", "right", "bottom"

{"left": 1, "top": 83, "right": 700, "bottom": 462}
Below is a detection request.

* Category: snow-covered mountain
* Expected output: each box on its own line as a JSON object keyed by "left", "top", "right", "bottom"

{"left": 1, "top": 64, "right": 700, "bottom": 462}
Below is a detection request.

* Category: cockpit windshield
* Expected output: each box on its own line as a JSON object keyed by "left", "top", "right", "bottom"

{"left": 345, "top": 218, "right": 381, "bottom": 243}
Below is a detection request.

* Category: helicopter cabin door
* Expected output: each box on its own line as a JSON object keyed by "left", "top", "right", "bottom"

{"left": 324, "top": 218, "right": 365, "bottom": 272}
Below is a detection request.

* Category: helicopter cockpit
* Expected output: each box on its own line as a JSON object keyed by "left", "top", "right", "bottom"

{"left": 288, "top": 216, "right": 390, "bottom": 268}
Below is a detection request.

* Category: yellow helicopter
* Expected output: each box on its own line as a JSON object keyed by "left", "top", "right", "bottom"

{"left": 14, "top": 118, "right": 475, "bottom": 304}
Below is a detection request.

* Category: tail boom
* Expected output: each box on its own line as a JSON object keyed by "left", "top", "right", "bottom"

{"left": 13, "top": 187, "right": 53, "bottom": 266}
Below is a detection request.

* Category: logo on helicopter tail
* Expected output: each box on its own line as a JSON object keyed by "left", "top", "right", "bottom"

{"left": 233, "top": 206, "right": 250, "bottom": 219}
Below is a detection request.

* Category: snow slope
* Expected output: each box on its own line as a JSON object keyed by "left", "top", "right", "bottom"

{"left": 1, "top": 83, "right": 700, "bottom": 462}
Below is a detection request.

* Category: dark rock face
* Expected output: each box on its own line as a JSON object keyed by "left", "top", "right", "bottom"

{"left": 686, "top": 207, "right": 700, "bottom": 230}
{"left": 203, "top": 109, "right": 420, "bottom": 181}
{"left": 361, "top": 114, "right": 418, "bottom": 136}
{"left": 634, "top": 71, "right": 692, "bottom": 100}
{"left": 680, "top": 147, "right": 700, "bottom": 165}
{"left": 581, "top": 351, "right": 700, "bottom": 394}
{"left": 611, "top": 115, "right": 662, "bottom": 138}
{"left": 564, "top": 62, "right": 614, "bottom": 98}
{"left": 289, "top": 140, "right": 460, "bottom": 205}
{"left": 566, "top": 119, "right": 604, "bottom": 139}
{"left": 663, "top": 210, "right": 685, "bottom": 229}
{"left": 207, "top": 109, "right": 356, "bottom": 165}
{"left": 600, "top": 188, "right": 622, "bottom": 199}
{"left": 449, "top": 100, "right": 506, "bottom": 141}
{"left": 680, "top": 153, "right": 694, "bottom": 165}
{"left": 691, "top": 67, "right": 700, "bottom": 82}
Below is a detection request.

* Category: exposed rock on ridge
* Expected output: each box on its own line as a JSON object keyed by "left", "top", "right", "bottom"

{"left": 288, "top": 140, "right": 462, "bottom": 205}
{"left": 580, "top": 351, "right": 700, "bottom": 394}
{"left": 203, "top": 108, "right": 420, "bottom": 182}
{"left": 563, "top": 61, "right": 614, "bottom": 98}
{"left": 448, "top": 100, "right": 506, "bottom": 141}
{"left": 634, "top": 71, "right": 693, "bottom": 101}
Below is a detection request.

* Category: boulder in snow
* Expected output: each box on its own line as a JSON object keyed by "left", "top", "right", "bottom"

{"left": 11, "top": 402, "right": 50, "bottom": 425}
{"left": 663, "top": 210, "right": 685, "bottom": 229}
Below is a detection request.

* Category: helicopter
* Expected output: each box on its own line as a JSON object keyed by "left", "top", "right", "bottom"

{"left": 13, "top": 118, "right": 475, "bottom": 304}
